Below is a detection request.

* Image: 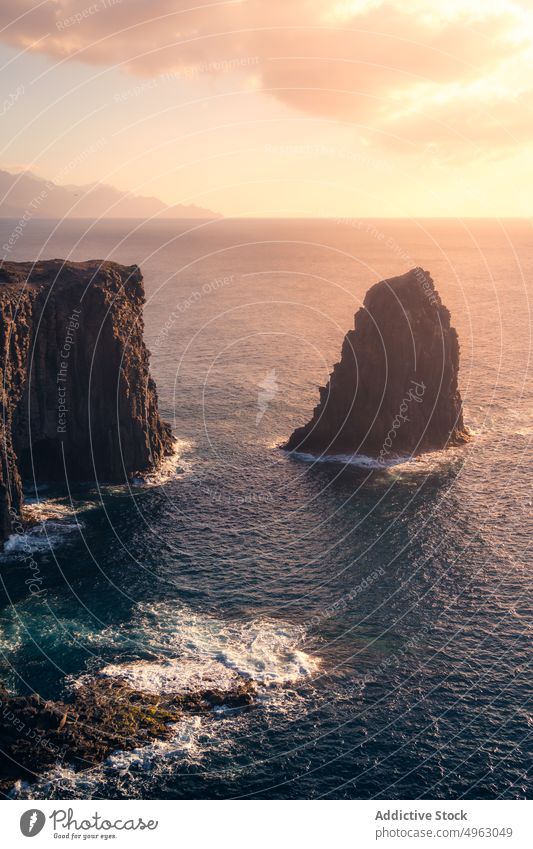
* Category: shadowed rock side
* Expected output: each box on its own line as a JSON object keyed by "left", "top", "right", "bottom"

{"left": 286, "top": 268, "right": 468, "bottom": 458}
{"left": 0, "top": 260, "right": 174, "bottom": 541}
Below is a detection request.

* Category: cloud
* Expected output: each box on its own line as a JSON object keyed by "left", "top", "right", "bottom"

{"left": 1, "top": 0, "right": 531, "bottom": 157}
{"left": 374, "top": 87, "right": 533, "bottom": 158}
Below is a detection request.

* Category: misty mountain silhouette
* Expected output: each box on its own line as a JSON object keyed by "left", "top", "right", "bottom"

{"left": 0, "top": 169, "right": 220, "bottom": 219}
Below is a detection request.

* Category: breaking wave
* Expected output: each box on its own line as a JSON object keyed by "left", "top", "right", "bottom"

{"left": 287, "top": 445, "right": 467, "bottom": 475}
{"left": 83, "top": 600, "right": 319, "bottom": 693}
{"left": 8, "top": 601, "right": 319, "bottom": 799}
{"left": 130, "top": 439, "right": 196, "bottom": 488}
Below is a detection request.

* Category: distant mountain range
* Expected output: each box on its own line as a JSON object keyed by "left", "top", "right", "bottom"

{"left": 0, "top": 170, "right": 220, "bottom": 219}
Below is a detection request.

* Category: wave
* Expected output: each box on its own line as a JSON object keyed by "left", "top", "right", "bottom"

{"left": 288, "top": 448, "right": 417, "bottom": 470}
{"left": 8, "top": 602, "right": 319, "bottom": 799}
{"left": 3, "top": 520, "right": 83, "bottom": 555}
{"left": 1, "top": 496, "right": 94, "bottom": 556}
{"left": 22, "top": 498, "right": 95, "bottom": 523}
{"left": 82, "top": 601, "right": 319, "bottom": 693}
{"left": 287, "top": 445, "right": 467, "bottom": 474}
{"left": 8, "top": 714, "right": 231, "bottom": 799}
{"left": 126, "top": 438, "right": 196, "bottom": 489}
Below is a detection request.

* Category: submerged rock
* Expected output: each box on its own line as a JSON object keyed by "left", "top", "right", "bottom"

{"left": 0, "top": 675, "right": 256, "bottom": 791}
{"left": 0, "top": 260, "right": 174, "bottom": 542}
{"left": 286, "top": 268, "right": 468, "bottom": 458}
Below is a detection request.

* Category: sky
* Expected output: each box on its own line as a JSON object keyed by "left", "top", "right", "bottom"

{"left": 1, "top": 0, "right": 533, "bottom": 217}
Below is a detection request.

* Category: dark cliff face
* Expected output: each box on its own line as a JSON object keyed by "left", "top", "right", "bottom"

{"left": 286, "top": 267, "right": 468, "bottom": 457}
{"left": 0, "top": 260, "right": 174, "bottom": 540}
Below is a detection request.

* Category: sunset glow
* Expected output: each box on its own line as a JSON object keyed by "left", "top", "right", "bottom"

{"left": 1, "top": 0, "right": 533, "bottom": 216}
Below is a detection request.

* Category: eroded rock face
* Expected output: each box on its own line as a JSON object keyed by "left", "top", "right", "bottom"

{"left": 286, "top": 268, "right": 468, "bottom": 458}
{"left": 0, "top": 260, "right": 174, "bottom": 540}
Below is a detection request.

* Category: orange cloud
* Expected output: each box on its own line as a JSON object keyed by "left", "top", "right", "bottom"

{"left": 372, "top": 87, "right": 533, "bottom": 158}
{"left": 1, "top": 0, "right": 531, "bottom": 157}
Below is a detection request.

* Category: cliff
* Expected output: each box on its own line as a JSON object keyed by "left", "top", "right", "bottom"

{"left": 0, "top": 260, "right": 174, "bottom": 541}
{"left": 286, "top": 267, "right": 468, "bottom": 458}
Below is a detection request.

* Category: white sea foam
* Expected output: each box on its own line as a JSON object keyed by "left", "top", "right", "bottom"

{"left": 86, "top": 601, "right": 319, "bottom": 694}
{"left": 288, "top": 445, "right": 468, "bottom": 475}
{"left": 3, "top": 520, "right": 82, "bottom": 554}
{"left": 105, "top": 716, "right": 204, "bottom": 770}
{"left": 8, "top": 715, "right": 225, "bottom": 799}
{"left": 98, "top": 656, "right": 243, "bottom": 694}
{"left": 1, "top": 497, "right": 96, "bottom": 556}
{"left": 22, "top": 498, "right": 94, "bottom": 523}
{"left": 289, "top": 449, "right": 414, "bottom": 469}
{"left": 9, "top": 602, "right": 319, "bottom": 798}
{"left": 130, "top": 438, "right": 195, "bottom": 488}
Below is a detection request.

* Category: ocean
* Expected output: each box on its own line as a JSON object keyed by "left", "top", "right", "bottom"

{"left": 0, "top": 218, "right": 531, "bottom": 799}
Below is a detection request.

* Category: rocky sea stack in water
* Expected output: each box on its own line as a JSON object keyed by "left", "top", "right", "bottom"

{"left": 286, "top": 268, "right": 468, "bottom": 459}
{"left": 0, "top": 259, "right": 174, "bottom": 542}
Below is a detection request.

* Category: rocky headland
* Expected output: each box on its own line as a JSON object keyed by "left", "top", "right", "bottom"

{"left": 286, "top": 267, "right": 468, "bottom": 459}
{"left": 0, "top": 259, "right": 174, "bottom": 543}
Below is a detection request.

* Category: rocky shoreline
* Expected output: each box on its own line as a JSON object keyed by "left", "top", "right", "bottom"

{"left": 0, "top": 674, "right": 256, "bottom": 794}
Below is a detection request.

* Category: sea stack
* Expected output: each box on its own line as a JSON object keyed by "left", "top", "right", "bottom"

{"left": 286, "top": 267, "right": 468, "bottom": 459}
{"left": 0, "top": 260, "right": 174, "bottom": 542}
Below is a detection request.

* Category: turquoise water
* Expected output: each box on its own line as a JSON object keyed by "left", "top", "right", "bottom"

{"left": 0, "top": 218, "right": 531, "bottom": 799}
